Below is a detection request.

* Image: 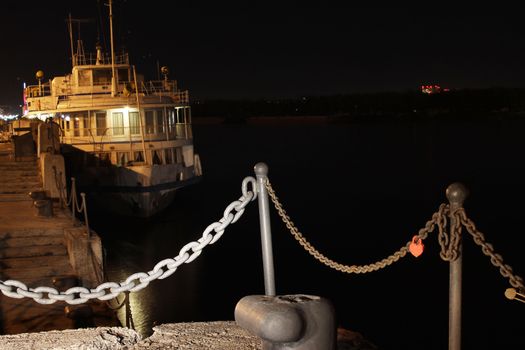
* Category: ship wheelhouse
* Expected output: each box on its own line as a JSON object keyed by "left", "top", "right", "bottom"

{"left": 23, "top": 48, "right": 196, "bottom": 172}
{"left": 19, "top": 2, "right": 201, "bottom": 217}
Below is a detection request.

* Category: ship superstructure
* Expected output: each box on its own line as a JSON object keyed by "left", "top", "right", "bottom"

{"left": 22, "top": 3, "right": 201, "bottom": 217}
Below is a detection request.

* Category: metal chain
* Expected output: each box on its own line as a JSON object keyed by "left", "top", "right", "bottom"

{"left": 265, "top": 179, "right": 448, "bottom": 273}
{"left": 456, "top": 209, "right": 525, "bottom": 291}
{"left": 76, "top": 193, "right": 85, "bottom": 213}
{"left": 267, "top": 178, "right": 525, "bottom": 296}
{"left": 438, "top": 209, "right": 462, "bottom": 262}
{"left": 0, "top": 176, "right": 258, "bottom": 304}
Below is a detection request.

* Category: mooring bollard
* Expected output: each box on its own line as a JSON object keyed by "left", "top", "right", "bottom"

{"left": 34, "top": 198, "right": 53, "bottom": 217}
{"left": 235, "top": 294, "right": 336, "bottom": 350}
{"left": 446, "top": 182, "right": 468, "bottom": 350}
{"left": 254, "top": 162, "right": 276, "bottom": 296}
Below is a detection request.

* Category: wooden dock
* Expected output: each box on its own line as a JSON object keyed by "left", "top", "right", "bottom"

{"left": 0, "top": 142, "right": 119, "bottom": 334}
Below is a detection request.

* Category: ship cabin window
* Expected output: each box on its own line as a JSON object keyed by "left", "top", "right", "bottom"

{"left": 117, "top": 152, "right": 128, "bottom": 166}
{"left": 164, "top": 148, "right": 173, "bottom": 164}
{"left": 175, "top": 147, "right": 183, "bottom": 163}
{"left": 134, "top": 151, "right": 144, "bottom": 162}
{"left": 70, "top": 113, "right": 88, "bottom": 136}
{"left": 96, "top": 112, "right": 107, "bottom": 136}
{"left": 152, "top": 150, "right": 162, "bottom": 165}
{"left": 117, "top": 68, "right": 129, "bottom": 83}
{"left": 73, "top": 117, "right": 80, "bottom": 136}
{"left": 93, "top": 69, "right": 112, "bottom": 85}
{"left": 145, "top": 111, "right": 154, "bottom": 134}
{"left": 78, "top": 69, "right": 92, "bottom": 87}
{"left": 112, "top": 112, "right": 124, "bottom": 136}
{"left": 176, "top": 108, "right": 185, "bottom": 123}
{"left": 129, "top": 112, "right": 140, "bottom": 135}
{"left": 156, "top": 110, "right": 164, "bottom": 134}
{"left": 82, "top": 115, "right": 89, "bottom": 136}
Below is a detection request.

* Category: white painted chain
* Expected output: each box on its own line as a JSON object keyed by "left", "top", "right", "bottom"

{"left": 0, "top": 176, "right": 258, "bottom": 304}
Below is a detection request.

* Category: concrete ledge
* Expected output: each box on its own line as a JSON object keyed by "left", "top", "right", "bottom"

{"left": 0, "top": 321, "right": 376, "bottom": 349}
{"left": 133, "top": 321, "right": 261, "bottom": 349}
{"left": 0, "top": 322, "right": 260, "bottom": 350}
{"left": 0, "top": 327, "right": 140, "bottom": 349}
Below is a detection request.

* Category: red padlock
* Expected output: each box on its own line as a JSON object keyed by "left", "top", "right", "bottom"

{"left": 409, "top": 235, "right": 424, "bottom": 257}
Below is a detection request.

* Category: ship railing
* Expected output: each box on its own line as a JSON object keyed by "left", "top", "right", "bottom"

{"left": 138, "top": 81, "right": 189, "bottom": 101}
{"left": 60, "top": 124, "right": 192, "bottom": 145}
{"left": 25, "top": 84, "right": 52, "bottom": 98}
{"left": 25, "top": 81, "right": 189, "bottom": 104}
{"left": 73, "top": 52, "right": 129, "bottom": 66}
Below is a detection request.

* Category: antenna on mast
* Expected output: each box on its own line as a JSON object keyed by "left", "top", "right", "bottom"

{"left": 108, "top": 0, "right": 117, "bottom": 97}
{"left": 65, "top": 16, "right": 92, "bottom": 67}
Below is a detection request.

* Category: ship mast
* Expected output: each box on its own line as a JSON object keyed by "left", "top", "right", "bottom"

{"left": 68, "top": 13, "right": 75, "bottom": 67}
{"left": 108, "top": 0, "right": 117, "bottom": 97}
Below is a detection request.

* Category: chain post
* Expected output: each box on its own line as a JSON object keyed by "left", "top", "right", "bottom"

{"left": 70, "top": 177, "right": 76, "bottom": 224}
{"left": 254, "top": 162, "right": 276, "bottom": 296}
{"left": 80, "top": 193, "right": 90, "bottom": 239}
{"left": 446, "top": 182, "right": 468, "bottom": 350}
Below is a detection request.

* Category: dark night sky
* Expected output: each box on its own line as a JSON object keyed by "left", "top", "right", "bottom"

{"left": 2, "top": 1, "right": 525, "bottom": 108}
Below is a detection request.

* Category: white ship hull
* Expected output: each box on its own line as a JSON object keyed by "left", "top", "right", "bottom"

{"left": 65, "top": 152, "right": 201, "bottom": 217}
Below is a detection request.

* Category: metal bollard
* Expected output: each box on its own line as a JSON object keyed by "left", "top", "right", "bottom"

{"left": 34, "top": 198, "right": 53, "bottom": 217}
{"left": 446, "top": 182, "right": 468, "bottom": 350}
{"left": 254, "top": 162, "right": 276, "bottom": 296}
{"left": 235, "top": 294, "right": 336, "bottom": 350}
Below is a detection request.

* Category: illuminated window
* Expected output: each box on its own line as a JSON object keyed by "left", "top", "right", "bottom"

{"left": 96, "top": 112, "right": 107, "bottom": 136}
{"left": 112, "top": 112, "right": 124, "bottom": 135}
{"left": 82, "top": 115, "right": 89, "bottom": 136}
{"left": 129, "top": 112, "right": 140, "bottom": 135}
{"left": 73, "top": 117, "right": 80, "bottom": 137}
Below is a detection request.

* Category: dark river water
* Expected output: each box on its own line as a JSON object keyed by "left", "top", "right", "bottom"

{"left": 90, "top": 117, "right": 525, "bottom": 349}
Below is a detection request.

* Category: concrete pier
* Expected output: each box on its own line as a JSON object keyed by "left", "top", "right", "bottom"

{"left": 0, "top": 142, "right": 119, "bottom": 334}
{"left": 0, "top": 322, "right": 378, "bottom": 349}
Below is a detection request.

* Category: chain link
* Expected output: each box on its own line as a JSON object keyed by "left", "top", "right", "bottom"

{"left": 457, "top": 209, "right": 525, "bottom": 291}
{"left": 265, "top": 179, "right": 448, "bottom": 273}
{"left": 0, "top": 176, "right": 258, "bottom": 304}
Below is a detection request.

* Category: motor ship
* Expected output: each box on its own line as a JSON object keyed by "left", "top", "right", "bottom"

{"left": 22, "top": 6, "right": 202, "bottom": 217}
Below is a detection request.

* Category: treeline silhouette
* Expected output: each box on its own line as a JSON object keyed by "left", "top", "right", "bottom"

{"left": 191, "top": 87, "right": 525, "bottom": 122}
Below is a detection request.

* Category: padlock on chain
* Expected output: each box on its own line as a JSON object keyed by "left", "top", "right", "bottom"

{"left": 409, "top": 235, "right": 424, "bottom": 257}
